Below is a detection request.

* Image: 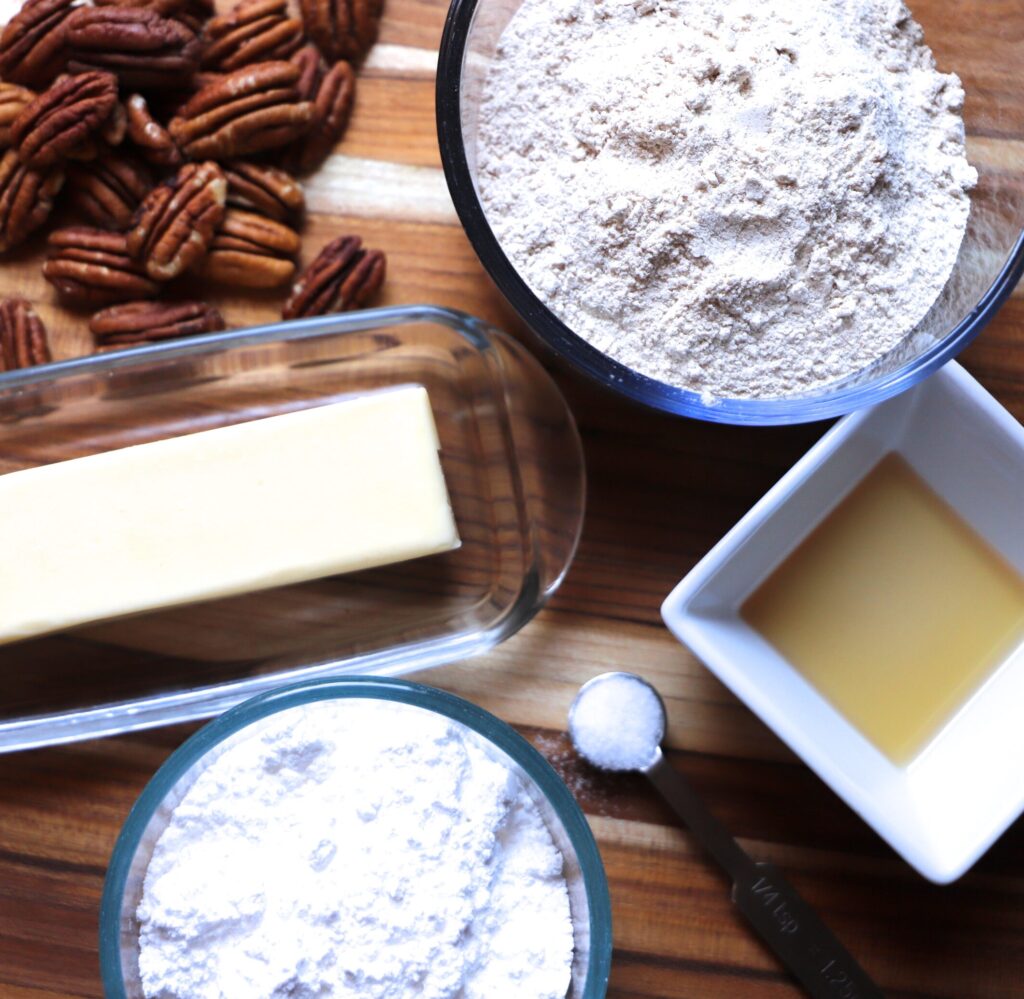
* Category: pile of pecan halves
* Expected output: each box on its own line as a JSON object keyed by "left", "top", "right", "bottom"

{"left": 0, "top": 0, "right": 388, "bottom": 371}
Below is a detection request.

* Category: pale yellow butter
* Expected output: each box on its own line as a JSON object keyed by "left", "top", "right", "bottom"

{"left": 0, "top": 385, "right": 460, "bottom": 644}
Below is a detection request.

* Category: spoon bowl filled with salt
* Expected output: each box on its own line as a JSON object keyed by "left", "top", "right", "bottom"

{"left": 569, "top": 673, "right": 883, "bottom": 999}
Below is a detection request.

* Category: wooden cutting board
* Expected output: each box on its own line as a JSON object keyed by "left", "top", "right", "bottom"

{"left": 1, "top": 0, "right": 1024, "bottom": 996}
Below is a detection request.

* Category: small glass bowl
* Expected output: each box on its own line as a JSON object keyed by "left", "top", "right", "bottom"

{"left": 437, "top": 0, "right": 1024, "bottom": 425}
{"left": 0, "top": 305, "right": 584, "bottom": 751}
{"left": 99, "top": 675, "right": 613, "bottom": 998}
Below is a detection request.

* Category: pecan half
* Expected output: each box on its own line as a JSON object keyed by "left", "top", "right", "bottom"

{"left": 65, "top": 7, "right": 201, "bottom": 91}
{"left": 0, "top": 0, "right": 74, "bottom": 88}
{"left": 223, "top": 159, "right": 303, "bottom": 221}
{"left": 101, "top": 98, "right": 127, "bottom": 147}
{"left": 0, "top": 148, "right": 63, "bottom": 252}
{"left": 201, "top": 0, "right": 303, "bottom": 73}
{"left": 91, "top": 300, "right": 225, "bottom": 345}
{"left": 95, "top": 0, "right": 205, "bottom": 17}
{"left": 0, "top": 298, "right": 51, "bottom": 369}
{"left": 125, "top": 94, "right": 182, "bottom": 168}
{"left": 66, "top": 152, "right": 153, "bottom": 229}
{"left": 196, "top": 207, "right": 298, "bottom": 286}
{"left": 282, "top": 235, "right": 385, "bottom": 318}
{"left": 128, "top": 160, "right": 226, "bottom": 280}
{"left": 43, "top": 226, "right": 160, "bottom": 305}
{"left": 299, "top": 0, "right": 382, "bottom": 63}
{"left": 168, "top": 60, "right": 313, "bottom": 160}
{"left": 282, "top": 59, "right": 355, "bottom": 175}
{"left": 10, "top": 70, "right": 119, "bottom": 169}
{"left": 188, "top": 69, "right": 225, "bottom": 93}
{"left": 290, "top": 42, "right": 323, "bottom": 101}
{"left": 0, "top": 83, "right": 36, "bottom": 147}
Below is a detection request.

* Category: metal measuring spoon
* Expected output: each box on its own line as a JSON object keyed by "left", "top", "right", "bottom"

{"left": 569, "top": 672, "right": 884, "bottom": 999}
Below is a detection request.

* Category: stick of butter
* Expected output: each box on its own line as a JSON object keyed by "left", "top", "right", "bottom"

{"left": 0, "top": 385, "right": 460, "bottom": 645}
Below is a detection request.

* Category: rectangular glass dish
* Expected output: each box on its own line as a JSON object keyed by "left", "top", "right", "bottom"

{"left": 0, "top": 305, "right": 584, "bottom": 752}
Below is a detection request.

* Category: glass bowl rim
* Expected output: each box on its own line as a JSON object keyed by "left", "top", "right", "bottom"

{"left": 435, "top": 0, "right": 1024, "bottom": 426}
{"left": 99, "top": 675, "right": 614, "bottom": 999}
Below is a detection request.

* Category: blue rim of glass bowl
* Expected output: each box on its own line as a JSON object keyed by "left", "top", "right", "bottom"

{"left": 435, "top": 0, "right": 1024, "bottom": 426}
{"left": 99, "top": 676, "right": 614, "bottom": 999}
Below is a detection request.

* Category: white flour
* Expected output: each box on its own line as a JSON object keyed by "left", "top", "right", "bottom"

{"left": 477, "top": 0, "right": 978, "bottom": 400}
{"left": 136, "top": 699, "right": 574, "bottom": 998}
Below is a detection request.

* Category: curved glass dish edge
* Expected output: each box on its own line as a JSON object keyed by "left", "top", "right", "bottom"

{"left": 0, "top": 304, "right": 493, "bottom": 390}
{"left": 0, "top": 305, "right": 583, "bottom": 752}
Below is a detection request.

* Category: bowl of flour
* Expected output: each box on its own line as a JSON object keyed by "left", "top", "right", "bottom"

{"left": 438, "top": 0, "right": 1024, "bottom": 424}
{"left": 99, "top": 677, "right": 612, "bottom": 999}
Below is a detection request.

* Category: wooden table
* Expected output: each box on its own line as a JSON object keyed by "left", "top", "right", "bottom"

{"left": 2, "top": 0, "right": 1024, "bottom": 996}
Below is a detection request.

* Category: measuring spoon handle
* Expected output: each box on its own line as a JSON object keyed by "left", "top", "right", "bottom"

{"left": 645, "top": 754, "right": 883, "bottom": 999}
{"left": 732, "top": 860, "right": 885, "bottom": 999}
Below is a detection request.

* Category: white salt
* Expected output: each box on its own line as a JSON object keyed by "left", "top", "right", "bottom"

{"left": 570, "top": 674, "right": 665, "bottom": 771}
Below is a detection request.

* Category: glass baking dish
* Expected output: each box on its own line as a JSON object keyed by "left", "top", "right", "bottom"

{"left": 0, "top": 305, "right": 585, "bottom": 752}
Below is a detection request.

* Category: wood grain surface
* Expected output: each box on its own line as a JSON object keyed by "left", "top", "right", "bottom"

{"left": 1, "top": 0, "right": 1024, "bottom": 996}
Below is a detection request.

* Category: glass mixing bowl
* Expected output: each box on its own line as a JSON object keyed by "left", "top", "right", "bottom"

{"left": 99, "top": 676, "right": 613, "bottom": 999}
{"left": 437, "top": 0, "right": 1024, "bottom": 425}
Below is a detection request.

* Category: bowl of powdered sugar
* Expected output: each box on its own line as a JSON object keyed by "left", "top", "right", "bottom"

{"left": 437, "top": 0, "right": 1024, "bottom": 424}
{"left": 99, "top": 676, "right": 612, "bottom": 999}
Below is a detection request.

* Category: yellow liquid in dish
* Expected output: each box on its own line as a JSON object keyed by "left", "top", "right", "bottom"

{"left": 742, "top": 453, "right": 1024, "bottom": 767}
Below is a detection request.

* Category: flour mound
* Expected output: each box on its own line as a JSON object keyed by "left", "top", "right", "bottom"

{"left": 478, "top": 0, "right": 978, "bottom": 400}
{"left": 136, "top": 700, "right": 574, "bottom": 999}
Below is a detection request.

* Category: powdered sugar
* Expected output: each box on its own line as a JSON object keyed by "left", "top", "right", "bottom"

{"left": 136, "top": 699, "right": 574, "bottom": 998}
{"left": 477, "top": 0, "right": 977, "bottom": 400}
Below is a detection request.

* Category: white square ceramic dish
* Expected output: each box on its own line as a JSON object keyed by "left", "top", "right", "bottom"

{"left": 661, "top": 363, "right": 1024, "bottom": 884}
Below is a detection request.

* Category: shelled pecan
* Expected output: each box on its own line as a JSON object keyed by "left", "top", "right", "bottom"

{"left": 290, "top": 43, "right": 323, "bottom": 100}
{"left": 125, "top": 94, "right": 182, "bottom": 168}
{"left": 172, "top": 12, "right": 202, "bottom": 35}
{"left": 65, "top": 7, "right": 201, "bottom": 91}
{"left": 128, "top": 160, "right": 226, "bottom": 280}
{"left": 282, "top": 234, "right": 385, "bottom": 318}
{"left": 195, "top": 207, "right": 298, "bottom": 286}
{"left": 0, "top": 83, "right": 36, "bottom": 147}
{"left": 66, "top": 152, "right": 153, "bottom": 230}
{"left": 90, "top": 299, "right": 224, "bottom": 345}
{"left": 168, "top": 61, "right": 313, "bottom": 160}
{"left": 299, "top": 0, "right": 383, "bottom": 63}
{"left": 0, "top": 148, "right": 63, "bottom": 252}
{"left": 0, "top": 0, "right": 74, "bottom": 88}
{"left": 201, "top": 0, "right": 303, "bottom": 73}
{"left": 102, "top": 99, "right": 127, "bottom": 147}
{"left": 223, "top": 159, "right": 302, "bottom": 221}
{"left": 187, "top": 70, "right": 225, "bottom": 93}
{"left": 95, "top": 0, "right": 205, "bottom": 17}
{"left": 283, "top": 59, "right": 355, "bottom": 175}
{"left": 0, "top": 298, "right": 50, "bottom": 369}
{"left": 0, "top": 0, "right": 393, "bottom": 353}
{"left": 10, "top": 71, "right": 119, "bottom": 169}
{"left": 43, "top": 226, "right": 159, "bottom": 305}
